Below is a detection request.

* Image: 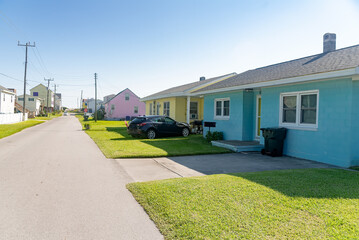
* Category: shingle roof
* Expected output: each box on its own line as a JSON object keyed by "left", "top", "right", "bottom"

{"left": 0, "top": 85, "right": 7, "bottom": 91}
{"left": 142, "top": 73, "right": 236, "bottom": 100}
{"left": 194, "top": 44, "right": 359, "bottom": 93}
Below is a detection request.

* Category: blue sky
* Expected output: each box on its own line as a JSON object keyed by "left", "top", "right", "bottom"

{"left": 0, "top": 0, "right": 359, "bottom": 108}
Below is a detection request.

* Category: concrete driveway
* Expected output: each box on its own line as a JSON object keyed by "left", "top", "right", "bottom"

{"left": 116, "top": 152, "right": 335, "bottom": 182}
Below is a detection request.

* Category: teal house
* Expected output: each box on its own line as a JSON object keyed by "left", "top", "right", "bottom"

{"left": 193, "top": 33, "right": 359, "bottom": 168}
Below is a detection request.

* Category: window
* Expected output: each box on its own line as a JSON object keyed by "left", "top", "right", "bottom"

{"left": 28, "top": 98, "right": 34, "bottom": 102}
{"left": 111, "top": 104, "right": 115, "bottom": 110}
{"left": 163, "top": 102, "right": 170, "bottom": 116}
{"left": 164, "top": 117, "right": 175, "bottom": 124}
{"left": 149, "top": 103, "right": 153, "bottom": 115}
{"left": 214, "top": 98, "right": 230, "bottom": 120}
{"left": 125, "top": 93, "right": 129, "bottom": 101}
{"left": 280, "top": 90, "right": 318, "bottom": 129}
{"left": 134, "top": 106, "right": 138, "bottom": 114}
{"left": 156, "top": 103, "right": 160, "bottom": 115}
{"left": 11, "top": 96, "right": 13, "bottom": 102}
{"left": 18, "top": 97, "right": 24, "bottom": 101}
{"left": 3, "top": 94, "right": 5, "bottom": 101}
{"left": 190, "top": 102, "right": 198, "bottom": 119}
{"left": 33, "top": 92, "right": 38, "bottom": 96}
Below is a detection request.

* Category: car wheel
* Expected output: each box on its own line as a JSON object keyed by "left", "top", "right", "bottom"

{"left": 147, "top": 129, "right": 156, "bottom": 139}
{"left": 182, "top": 128, "right": 189, "bottom": 137}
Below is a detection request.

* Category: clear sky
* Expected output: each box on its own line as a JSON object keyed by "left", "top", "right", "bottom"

{"left": 0, "top": 0, "right": 359, "bottom": 108}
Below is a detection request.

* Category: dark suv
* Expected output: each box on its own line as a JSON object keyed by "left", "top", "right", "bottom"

{"left": 127, "top": 115, "right": 190, "bottom": 139}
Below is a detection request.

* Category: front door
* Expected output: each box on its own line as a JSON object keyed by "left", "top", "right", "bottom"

{"left": 255, "top": 95, "right": 261, "bottom": 139}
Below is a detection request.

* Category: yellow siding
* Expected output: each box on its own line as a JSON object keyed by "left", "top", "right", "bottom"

{"left": 144, "top": 98, "right": 177, "bottom": 120}
{"left": 175, "top": 98, "right": 186, "bottom": 122}
{"left": 145, "top": 96, "right": 204, "bottom": 122}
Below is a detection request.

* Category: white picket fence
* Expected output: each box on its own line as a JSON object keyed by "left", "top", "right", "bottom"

{"left": 0, "top": 113, "right": 28, "bottom": 124}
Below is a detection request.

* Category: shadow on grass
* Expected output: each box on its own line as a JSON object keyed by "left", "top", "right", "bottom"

{"left": 228, "top": 168, "right": 359, "bottom": 199}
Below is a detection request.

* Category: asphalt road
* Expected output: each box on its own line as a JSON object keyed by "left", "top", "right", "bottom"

{"left": 0, "top": 116, "right": 163, "bottom": 240}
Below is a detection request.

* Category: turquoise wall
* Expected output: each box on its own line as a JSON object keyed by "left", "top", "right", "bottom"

{"left": 261, "top": 78, "right": 354, "bottom": 167}
{"left": 202, "top": 77, "right": 358, "bottom": 167}
{"left": 204, "top": 91, "right": 244, "bottom": 140}
{"left": 351, "top": 80, "right": 359, "bottom": 166}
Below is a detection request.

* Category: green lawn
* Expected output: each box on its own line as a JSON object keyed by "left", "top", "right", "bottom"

{"left": 76, "top": 116, "right": 230, "bottom": 158}
{"left": 35, "top": 112, "right": 63, "bottom": 120}
{"left": 0, "top": 120, "right": 44, "bottom": 139}
{"left": 127, "top": 168, "right": 359, "bottom": 240}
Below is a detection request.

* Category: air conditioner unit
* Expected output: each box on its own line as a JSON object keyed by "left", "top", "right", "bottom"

{"left": 190, "top": 114, "right": 198, "bottom": 119}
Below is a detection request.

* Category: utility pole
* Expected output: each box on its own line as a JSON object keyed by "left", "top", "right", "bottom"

{"left": 80, "top": 90, "right": 83, "bottom": 111}
{"left": 18, "top": 41, "right": 35, "bottom": 121}
{"left": 94, "top": 73, "right": 97, "bottom": 122}
{"left": 44, "top": 78, "right": 54, "bottom": 114}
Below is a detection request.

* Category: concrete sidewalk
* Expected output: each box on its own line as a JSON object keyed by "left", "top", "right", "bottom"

{"left": 0, "top": 116, "right": 163, "bottom": 240}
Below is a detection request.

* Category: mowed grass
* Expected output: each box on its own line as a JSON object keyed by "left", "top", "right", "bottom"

{"left": 0, "top": 120, "right": 44, "bottom": 139}
{"left": 77, "top": 116, "right": 230, "bottom": 158}
{"left": 127, "top": 168, "right": 359, "bottom": 240}
{"left": 35, "top": 112, "right": 63, "bottom": 120}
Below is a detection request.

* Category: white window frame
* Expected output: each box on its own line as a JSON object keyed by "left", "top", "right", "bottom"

{"left": 156, "top": 103, "right": 160, "bottom": 115}
{"left": 149, "top": 103, "right": 153, "bottom": 115}
{"left": 279, "top": 90, "right": 319, "bottom": 130}
{"left": 163, "top": 102, "right": 170, "bottom": 116}
{"left": 134, "top": 106, "right": 138, "bottom": 114}
{"left": 125, "top": 93, "right": 130, "bottom": 101}
{"left": 214, "top": 98, "right": 230, "bottom": 120}
{"left": 190, "top": 101, "right": 198, "bottom": 119}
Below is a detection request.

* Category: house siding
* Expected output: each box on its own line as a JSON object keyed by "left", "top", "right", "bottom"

{"left": 203, "top": 91, "right": 245, "bottom": 140}
{"left": 261, "top": 78, "right": 354, "bottom": 167}
{"left": 202, "top": 77, "right": 358, "bottom": 167}
{"left": 350, "top": 80, "right": 359, "bottom": 166}
{"left": 105, "top": 89, "right": 145, "bottom": 119}
{"left": 0, "top": 91, "right": 15, "bottom": 114}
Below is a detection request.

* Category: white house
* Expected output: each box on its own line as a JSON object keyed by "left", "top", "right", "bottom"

{"left": 0, "top": 85, "right": 15, "bottom": 114}
{"left": 85, "top": 98, "right": 103, "bottom": 113}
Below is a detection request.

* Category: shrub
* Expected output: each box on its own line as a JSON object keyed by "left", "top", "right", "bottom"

{"left": 95, "top": 108, "right": 106, "bottom": 120}
{"left": 206, "top": 131, "right": 223, "bottom": 142}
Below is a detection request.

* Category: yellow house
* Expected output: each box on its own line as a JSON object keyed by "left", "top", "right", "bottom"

{"left": 141, "top": 73, "right": 236, "bottom": 123}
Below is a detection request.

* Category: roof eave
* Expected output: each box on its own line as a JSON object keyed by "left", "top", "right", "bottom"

{"left": 191, "top": 67, "right": 359, "bottom": 96}
{"left": 140, "top": 92, "right": 188, "bottom": 102}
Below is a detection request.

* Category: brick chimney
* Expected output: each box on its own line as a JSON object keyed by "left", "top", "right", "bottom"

{"left": 323, "top": 33, "right": 336, "bottom": 53}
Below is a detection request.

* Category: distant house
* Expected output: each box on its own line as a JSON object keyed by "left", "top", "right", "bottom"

{"left": 141, "top": 73, "right": 236, "bottom": 123}
{"left": 193, "top": 33, "right": 359, "bottom": 168}
{"left": 0, "top": 85, "right": 15, "bottom": 114}
{"left": 16, "top": 94, "right": 43, "bottom": 116}
{"left": 30, "top": 84, "right": 54, "bottom": 112}
{"left": 55, "top": 93, "right": 62, "bottom": 111}
{"left": 85, "top": 98, "right": 103, "bottom": 113}
{"left": 104, "top": 88, "right": 145, "bottom": 120}
{"left": 103, "top": 94, "right": 115, "bottom": 103}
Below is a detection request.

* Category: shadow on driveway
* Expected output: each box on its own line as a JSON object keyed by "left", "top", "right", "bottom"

{"left": 166, "top": 152, "right": 336, "bottom": 175}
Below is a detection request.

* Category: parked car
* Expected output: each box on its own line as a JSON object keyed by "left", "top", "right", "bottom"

{"left": 127, "top": 115, "right": 190, "bottom": 139}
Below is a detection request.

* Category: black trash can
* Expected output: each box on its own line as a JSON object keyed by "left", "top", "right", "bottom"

{"left": 260, "top": 127, "right": 287, "bottom": 157}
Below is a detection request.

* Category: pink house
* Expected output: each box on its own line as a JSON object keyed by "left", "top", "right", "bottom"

{"left": 104, "top": 88, "right": 145, "bottom": 120}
